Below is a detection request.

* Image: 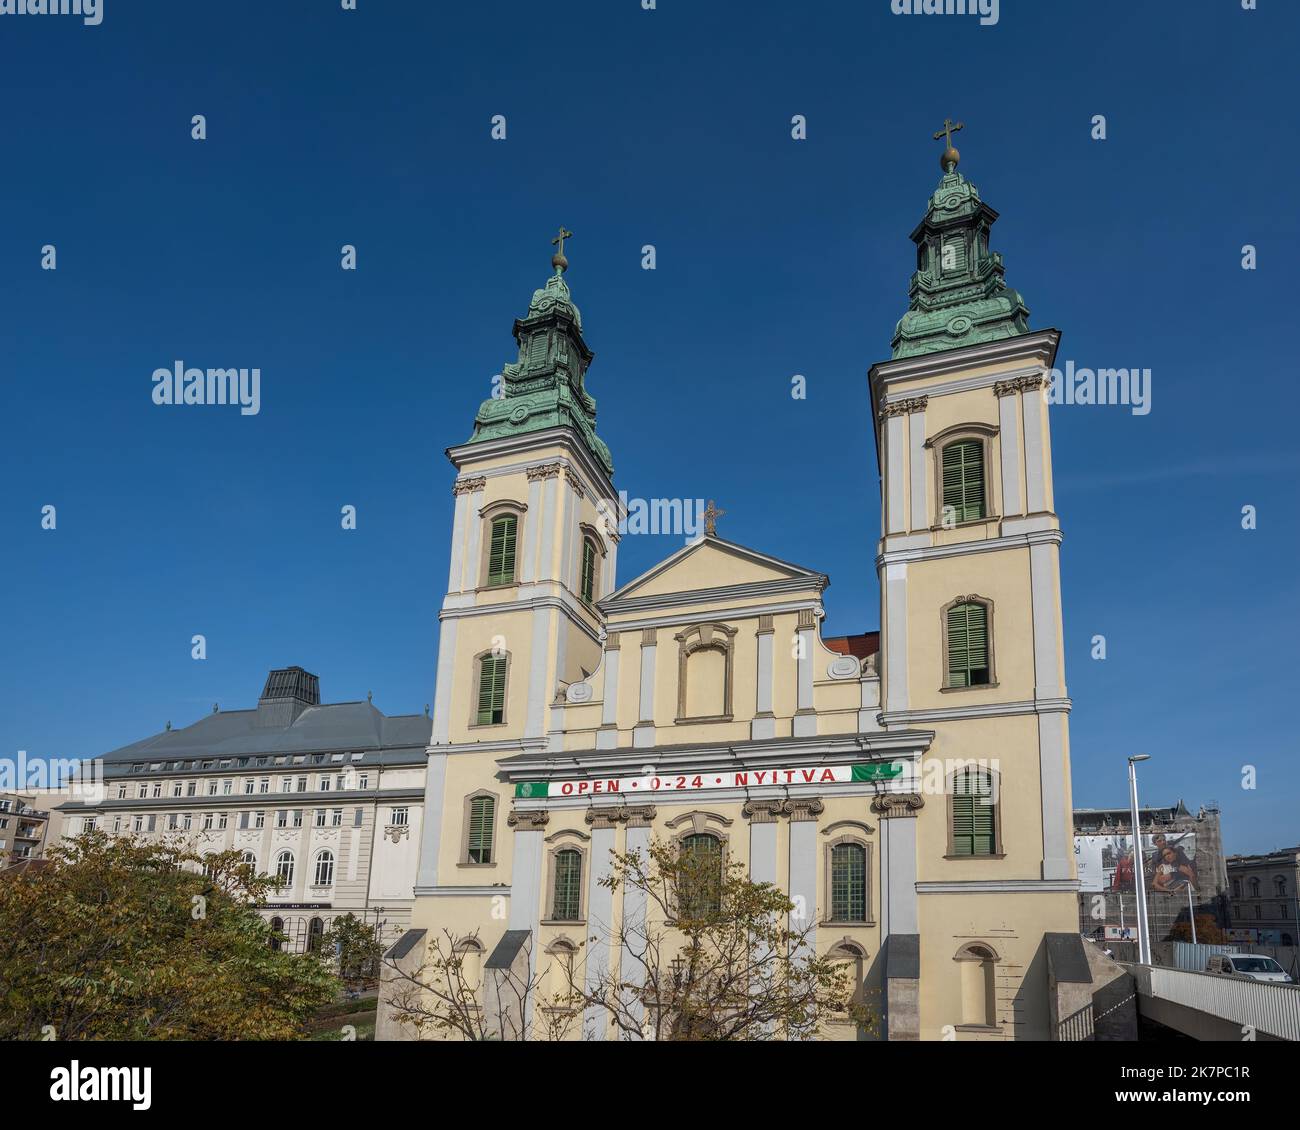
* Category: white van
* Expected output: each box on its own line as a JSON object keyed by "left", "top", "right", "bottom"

{"left": 1205, "top": 953, "right": 1293, "bottom": 983}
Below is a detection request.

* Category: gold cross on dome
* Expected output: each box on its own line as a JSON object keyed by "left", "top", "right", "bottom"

{"left": 933, "top": 118, "right": 964, "bottom": 148}
{"left": 703, "top": 499, "right": 726, "bottom": 536}
{"left": 551, "top": 226, "right": 573, "bottom": 256}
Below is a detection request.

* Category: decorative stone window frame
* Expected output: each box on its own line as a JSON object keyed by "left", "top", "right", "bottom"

{"left": 674, "top": 622, "right": 738, "bottom": 723}
{"left": 664, "top": 810, "right": 732, "bottom": 921}
{"left": 820, "top": 820, "right": 876, "bottom": 927}
{"left": 542, "top": 830, "right": 590, "bottom": 925}
{"left": 939, "top": 593, "right": 998, "bottom": 692}
{"left": 312, "top": 847, "right": 335, "bottom": 888}
{"left": 469, "top": 648, "right": 511, "bottom": 729}
{"left": 478, "top": 499, "right": 527, "bottom": 589}
{"left": 953, "top": 941, "right": 1002, "bottom": 1032}
{"left": 945, "top": 762, "right": 1005, "bottom": 860}
{"left": 459, "top": 789, "right": 499, "bottom": 868}
{"left": 924, "top": 422, "right": 998, "bottom": 530}
{"left": 576, "top": 522, "right": 607, "bottom": 605}
{"left": 541, "top": 936, "right": 582, "bottom": 1015}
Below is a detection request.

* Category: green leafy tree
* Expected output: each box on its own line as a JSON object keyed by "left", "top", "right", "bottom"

{"left": 322, "top": 913, "right": 383, "bottom": 988}
{"left": 0, "top": 831, "right": 336, "bottom": 1040}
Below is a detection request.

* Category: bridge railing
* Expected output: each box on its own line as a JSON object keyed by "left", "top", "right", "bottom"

{"left": 1133, "top": 964, "right": 1300, "bottom": 1041}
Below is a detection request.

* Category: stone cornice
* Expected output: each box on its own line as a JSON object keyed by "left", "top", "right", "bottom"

{"left": 507, "top": 809, "right": 551, "bottom": 831}
{"left": 452, "top": 476, "right": 487, "bottom": 496}
{"left": 878, "top": 395, "right": 929, "bottom": 419}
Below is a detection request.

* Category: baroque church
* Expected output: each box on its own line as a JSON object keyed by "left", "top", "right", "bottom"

{"left": 377, "top": 136, "right": 1086, "bottom": 1041}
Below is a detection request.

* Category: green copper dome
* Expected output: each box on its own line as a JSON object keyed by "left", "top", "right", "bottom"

{"left": 891, "top": 164, "right": 1031, "bottom": 359}
{"left": 465, "top": 270, "right": 613, "bottom": 475}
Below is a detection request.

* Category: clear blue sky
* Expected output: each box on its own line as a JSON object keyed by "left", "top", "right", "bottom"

{"left": 2, "top": 1, "right": 1296, "bottom": 854}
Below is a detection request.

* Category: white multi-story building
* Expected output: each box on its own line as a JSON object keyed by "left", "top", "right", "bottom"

{"left": 56, "top": 666, "right": 430, "bottom": 953}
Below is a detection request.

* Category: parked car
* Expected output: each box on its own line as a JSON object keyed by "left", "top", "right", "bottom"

{"left": 1205, "top": 954, "right": 1293, "bottom": 983}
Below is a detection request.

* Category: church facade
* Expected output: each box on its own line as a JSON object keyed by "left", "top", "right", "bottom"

{"left": 379, "top": 140, "right": 1082, "bottom": 1041}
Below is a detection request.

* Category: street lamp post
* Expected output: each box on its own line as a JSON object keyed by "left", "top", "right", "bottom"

{"left": 1187, "top": 881, "right": 1198, "bottom": 945}
{"left": 1128, "top": 755, "right": 1153, "bottom": 965}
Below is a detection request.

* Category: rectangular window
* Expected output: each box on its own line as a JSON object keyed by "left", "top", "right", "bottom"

{"left": 259, "top": 778, "right": 270, "bottom": 793}
{"left": 467, "top": 797, "right": 494, "bottom": 864}
{"left": 137, "top": 785, "right": 148, "bottom": 799}
{"left": 172, "top": 782, "right": 183, "bottom": 797}
{"left": 203, "top": 813, "right": 214, "bottom": 830}
{"left": 254, "top": 811, "right": 265, "bottom": 829}
{"left": 486, "top": 514, "right": 518, "bottom": 586}
{"left": 186, "top": 781, "right": 196, "bottom": 797}
{"left": 552, "top": 849, "right": 582, "bottom": 921}
{"left": 314, "top": 809, "right": 327, "bottom": 828}
{"left": 319, "top": 777, "right": 332, "bottom": 792}
{"left": 358, "top": 773, "right": 369, "bottom": 790}
{"left": 830, "top": 843, "right": 867, "bottom": 922}
{"left": 941, "top": 439, "right": 986, "bottom": 523}
{"left": 331, "top": 809, "right": 343, "bottom": 827}
{"left": 297, "top": 776, "right": 307, "bottom": 793}
{"left": 276, "top": 810, "right": 288, "bottom": 829}
{"left": 950, "top": 769, "right": 997, "bottom": 856}
{"left": 292, "top": 810, "right": 303, "bottom": 828}
{"left": 167, "top": 814, "right": 179, "bottom": 831}
{"left": 476, "top": 655, "right": 507, "bottom": 725}
{"left": 113, "top": 816, "right": 122, "bottom": 833}
{"left": 117, "top": 784, "right": 127, "bottom": 799}
{"left": 133, "top": 815, "right": 144, "bottom": 832}
{"left": 391, "top": 807, "right": 409, "bottom": 826}
{"left": 243, "top": 778, "right": 255, "bottom": 795}
{"left": 152, "top": 783, "right": 162, "bottom": 798}
{"left": 280, "top": 776, "right": 292, "bottom": 792}
{"left": 946, "top": 602, "right": 991, "bottom": 688}
{"left": 183, "top": 813, "right": 192, "bottom": 830}
{"left": 207, "top": 780, "right": 218, "bottom": 796}
{"left": 580, "top": 537, "right": 597, "bottom": 603}
{"left": 222, "top": 780, "right": 232, "bottom": 796}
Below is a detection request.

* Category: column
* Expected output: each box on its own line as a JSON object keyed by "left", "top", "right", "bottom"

{"left": 872, "top": 792, "right": 922, "bottom": 1041}
{"left": 785, "top": 798, "right": 823, "bottom": 949}
{"left": 1021, "top": 375, "right": 1049, "bottom": 514}
{"left": 429, "top": 618, "right": 458, "bottom": 744}
{"left": 583, "top": 814, "right": 618, "bottom": 1040}
{"left": 461, "top": 477, "right": 486, "bottom": 586}
{"left": 883, "top": 562, "right": 908, "bottom": 714}
{"left": 414, "top": 749, "right": 448, "bottom": 890}
{"left": 618, "top": 807, "right": 656, "bottom": 1036}
{"left": 907, "top": 398, "right": 929, "bottom": 531}
{"left": 597, "top": 634, "right": 620, "bottom": 750}
{"left": 994, "top": 381, "right": 1023, "bottom": 517}
{"left": 752, "top": 615, "right": 775, "bottom": 740}
{"left": 447, "top": 481, "right": 474, "bottom": 591}
{"left": 506, "top": 809, "right": 549, "bottom": 1033}
{"left": 634, "top": 629, "right": 656, "bottom": 748}
{"left": 520, "top": 469, "right": 544, "bottom": 584}
{"left": 793, "top": 609, "right": 817, "bottom": 738}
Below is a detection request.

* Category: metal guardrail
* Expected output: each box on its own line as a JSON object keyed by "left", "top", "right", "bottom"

{"left": 1132, "top": 964, "right": 1300, "bottom": 1041}
{"left": 1058, "top": 1002, "right": 1094, "bottom": 1041}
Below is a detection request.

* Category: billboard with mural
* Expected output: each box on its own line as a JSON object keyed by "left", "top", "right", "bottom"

{"left": 1074, "top": 833, "right": 1198, "bottom": 894}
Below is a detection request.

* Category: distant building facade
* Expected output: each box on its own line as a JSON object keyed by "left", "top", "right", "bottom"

{"left": 0, "top": 793, "right": 57, "bottom": 863}
{"left": 1226, "top": 848, "right": 1300, "bottom": 945}
{"left": 1073, "top": 801, "right": 1228, "bottom": 941}
{"left": 55, "top": 666, "right": 431, "bottom": 952}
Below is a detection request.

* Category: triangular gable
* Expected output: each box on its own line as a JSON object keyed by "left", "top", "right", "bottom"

{"left": 605, "top": 536, "right": 826, "bottom": 603}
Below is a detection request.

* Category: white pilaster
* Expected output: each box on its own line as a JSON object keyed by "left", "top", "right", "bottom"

{"left": 908, "top": 406, "right": 928, "bottom": 531}
{"left": 521, "top": 474, "right": 542, "bottom": 584}
{"left": 1022, "top": 382, "right": 1048, "bottom": 514}
{"left": 997, "top": 390, "right": 1023, "bottom": 517}
{"left": 885, "top": 413, "right": 907, "bottom": 535}
{"left": 430, "top": 618, "right": 459, "bottom": 745}
{"left": 447, "top": 490, "right": 470, "bottom": 592}
{"left": 884, "top": 563, "right": 909, "bottom": 713}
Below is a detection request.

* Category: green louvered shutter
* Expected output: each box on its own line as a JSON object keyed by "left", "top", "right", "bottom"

{"left": 468, "top": 796, "right": 494, "bottom": 864}
{"left": 946, "top": 602, "right": 989, "bottom": 687}
{"left": 580, "top": 538, "right": 597, "bottom": 603}
{"left": 553, "top": 849, "right": 582, "bottom": 920}
{"left": 477, "top": 656, "right": 506, "bottom": 725}
{"left": 487, "top": 515, "right": 517, "bottom": 586}
{"left": 952, "top": 769, "right": 996, "bottom": 856}
{"left": 941, "top": 440, "right": 985, "bottom": 522}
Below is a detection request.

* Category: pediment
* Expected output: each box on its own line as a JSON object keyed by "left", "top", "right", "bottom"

{"left": 604, "top": 536, "right": 826, "bottom": 605}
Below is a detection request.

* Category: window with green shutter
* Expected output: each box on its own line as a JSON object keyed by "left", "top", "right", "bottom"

{"left": 486, "top": 514, "right": 518, "bottom": 586}
{"left": 941, "top": 439, "right": 986, "bottom": 523}
{"left": 831, "top": 842, "right": 867, "bottom": 922}
{"left": 950, "top": 768, "right": 997, "bottom": 856}
{"left": 467, "top": 795, "right": 495, "bottom": 864}
{"left": 476, "top": 654, "right": 507, "bottom": 725}
{"left": 552, "top": 849, "right": 583, "bottom": 921}
{"left": 580, "top": 537, "right": 598, "bottom": 603}
{"left": 946, "top": 601, "right": 990, "bottom": 687}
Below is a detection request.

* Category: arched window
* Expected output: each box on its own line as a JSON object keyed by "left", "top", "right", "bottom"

{"left": 955, "top": 943, "right": 999, "bottom": 1028}
{"left": 314, "top": 849, "right": 335, "bottom": 887}
{"left": 1275, "top": 876, "right": 1288, "bottom": 897}
{"left": 545, "top": 938, "right": 579, "bottom": 1007}
{"left": 203, "top": 854, "right": 220, "bottom": 881}
{"left": 941, "top": 439, "right": 985, "bottom": 522}
{"left": 679, "top": 833, "right": 723, "bottom": 918}
{"left": 275, "top": 850, "right": 295, "bottom": 886}
{"left": 475, "top": 652, "right": 508, "bottom": 726}
{"left": 828, "top": 940, "right": 868, "bottom": 1018}
{"left": 675, "top": 623, "right": 737, "bottom": 722}
{"left": 465, "top": 794, "right": 496, "bottom": 864}
{"left": 269, "top": 916, "right": 285, "bottom": 952}
{"left": 1250, "top": 877, "right": 1261, "bottom": 898}
{"left": 307, "top": 916, "right": 325, "bottom": 954}
{"left": 580, "top": 535, "right": 599, "bottom": 603}
{"left": 949, "top": 766, "right": 1000, "bottom": 857}
{"left": 830, "top": 842, "right": 868, "bottom": 923}
{"left": 485, "top": 513, "right": 518, "bottom": 587}
{"left": 240, "top": 850, "right": 257, "bottom": 867}
{"left": 552, "top": 848, "right": 583, "bottom": 922}
{"left": 453, "top": 937, "right": 485, "bottom": 991}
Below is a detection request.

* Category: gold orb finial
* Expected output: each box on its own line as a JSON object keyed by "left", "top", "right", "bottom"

{"left": 932, "top": 118, "right": 965, "bottom": 172}
{"left": 551, "top": 226, "right": 573, "bottom": 274}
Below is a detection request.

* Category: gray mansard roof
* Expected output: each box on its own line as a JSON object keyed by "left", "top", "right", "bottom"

{"left": 99, "top": 667, "right": 431, "bottom": 776}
